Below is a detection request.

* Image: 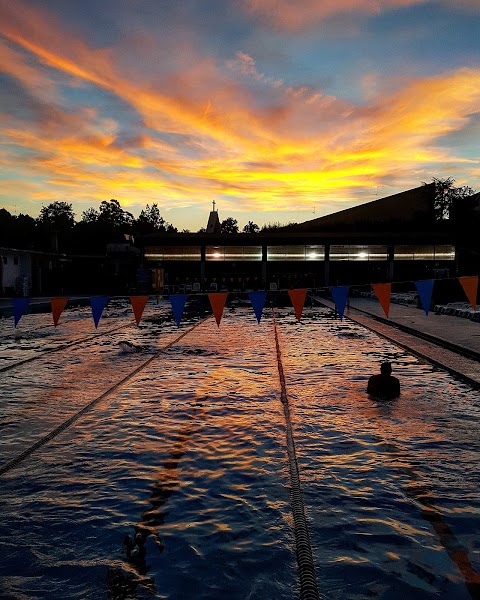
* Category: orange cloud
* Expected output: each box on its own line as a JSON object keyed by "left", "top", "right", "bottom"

{"left": 0, "top": 0, "right": 479, "bottom": 220}
{"left": 242, "top": 0, "right": 480, "bottom": 32}
{"left": 243, "top": 0, "right": 427, "bottom": 32}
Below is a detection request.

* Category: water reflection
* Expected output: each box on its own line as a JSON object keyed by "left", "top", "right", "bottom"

{"left": 107, "top": 398, "right": 207, "bottom": 598}
{"left": 1, "top": 308, "right": 479, "bottom": 600}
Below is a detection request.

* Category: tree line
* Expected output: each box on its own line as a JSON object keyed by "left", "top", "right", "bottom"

{"left": 1, "top": 178, "right": 477, "bottom": 254}
{"left": 0, "top": 199, "right": 295, "bottom": 254}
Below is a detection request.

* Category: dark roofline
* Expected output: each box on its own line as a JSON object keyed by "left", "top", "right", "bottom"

{"left": 142, "top": 229, "right": 454, "bottom": 247}
{"left": 0, "top": 246, "right": 68, "bottom": 257}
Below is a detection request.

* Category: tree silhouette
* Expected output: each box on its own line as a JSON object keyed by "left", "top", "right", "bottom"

{"left": 242, "top": 221, "right": 259, "bottom": 233}
{"left": 221, "top": 217, "right": 239, "bottom": 233}
{"left": 135, "top": 204, "right": 166, "bottom": 233}
{"left": 426, "top": 177, "right": 476, "bottom": 221}
{"left": 98, "top": 199, "right": 134, "bottom": 230}
{"left": 81, "top": 207, "right": 99, "bottom": 224}
{"left": 37, "top": 202, "right": 75, "bottom": 230}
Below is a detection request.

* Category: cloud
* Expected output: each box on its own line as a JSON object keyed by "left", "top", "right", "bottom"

{"left": 242, "top": 0, "right": 480, "bottom": 32}
{"left": 0, "top": 0, "right": 479, "bottom": 218}
{"left": 226, "top": 51, "right": 283, "bottom": 88}
{"left": 242, "top": 0, "right": 428, "bottom": 32}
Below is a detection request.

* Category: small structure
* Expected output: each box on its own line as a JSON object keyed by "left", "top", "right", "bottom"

{"left": 206, "top": 201, "right": 221, "bottom": 233}
{"left": 0, "top": 247, "right": 69, "bottom": 296}
{"left": 0, "top": 248, "right": 32, "bottom": 296}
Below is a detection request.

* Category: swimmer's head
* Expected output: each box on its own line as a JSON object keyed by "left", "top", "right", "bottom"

{"left": 380, "top": 362, "right": 392, "bottom": 375}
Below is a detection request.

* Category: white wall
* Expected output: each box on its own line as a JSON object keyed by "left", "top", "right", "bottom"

{"left": 0, "top": 250, "right": 32, "bottom": 291}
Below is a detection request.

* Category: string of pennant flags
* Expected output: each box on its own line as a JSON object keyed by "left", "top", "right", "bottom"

{"left": 10, "top": 275, "right": 479, "bottom": 329}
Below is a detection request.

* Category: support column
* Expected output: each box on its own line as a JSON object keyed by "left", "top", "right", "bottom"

{"left": 388, "top": 245, "right": 394, "bottom": 280}
{"left": 324, "top": 245, "right": 330, "bottom": 287}
{"left": 262, "top": 245, "right": 267, "bottom": 287}
{"left": 200, "top": 246, "right": 206, "bottom": 283}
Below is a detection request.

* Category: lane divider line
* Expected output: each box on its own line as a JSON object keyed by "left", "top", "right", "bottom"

{"left": 272, "top": 310, "right": 321, "bottom": 600}
{"left": 0, "top": 318, "right": 207, "bottom": 477}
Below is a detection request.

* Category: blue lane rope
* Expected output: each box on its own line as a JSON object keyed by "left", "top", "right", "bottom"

{"left": 272, "top": 309, "right": 322, "bottom": 600}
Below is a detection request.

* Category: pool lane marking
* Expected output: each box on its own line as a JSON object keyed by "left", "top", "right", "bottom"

{"left": 0, "top": 322, "right": 133, "bottom": 374}
{"left": 272, "top": 310, "right": 321, "bottom": 600}
{"left": 0, "top": 318, "right": 208, "bottom": 477}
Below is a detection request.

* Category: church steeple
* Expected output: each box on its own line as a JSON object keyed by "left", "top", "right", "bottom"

{"left": 206, "top": 201, "right": 221, "bottom": 233}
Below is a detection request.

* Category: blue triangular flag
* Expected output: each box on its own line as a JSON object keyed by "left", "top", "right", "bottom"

{"left": 13, "top": 297, "right": 30, "bottom": 328}
{"left": 170, "top": 294, "right": 188, "bottom": 326}
{"left": 414, "top": 279, "right": 434, "bottom": 316}
{"left": 329, "top": 286, "right": 349, "bottom": 320}
{"left": 90, "top": 296, "right": 109, "bottom": 328}
{"left": 248, "top": 291, "right": 267, "bottom": 323}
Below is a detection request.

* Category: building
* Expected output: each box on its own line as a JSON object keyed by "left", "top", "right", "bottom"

{"left": 0, "top": 247, "right": 70, "bottom": 296}
{"left": 140, "top": 183, "right": 468, "bottom": 292}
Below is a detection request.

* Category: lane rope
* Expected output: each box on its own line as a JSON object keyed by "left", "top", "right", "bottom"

{"left": 0, "top": 318, "right": 207, "bottom": 477}
{"left": 272, "top": 309, "right": 321, "bottom": 600}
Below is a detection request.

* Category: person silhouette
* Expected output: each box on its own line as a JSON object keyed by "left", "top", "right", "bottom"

{"left": 367, "top": 362, "right": 400, "bottom": 399}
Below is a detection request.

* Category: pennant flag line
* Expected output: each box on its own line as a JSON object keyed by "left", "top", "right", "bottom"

{"left": 458, "top": 276, "right": 478, "bottom": 311}
{"left": 90, "top": 296, "right": 109, "bottom": 329}
{"left": 248, "top": 291, "right": 267, "bottom": 323}
{"left": 130, "top": 295, "right": 149, "bottom": 325}
{"left": 170, "top": 294, "right": 189, "bottom": 326}
{"left": 208, "top": 292, "right": 228, "bottom": 327}
{"left": 8, "top": 274, "right": 480, "bottom": 330}
{"left": 13, "top": 297, "right": 30, "bottom": 328}
{"left": 372, "top": 283, "right": 391, "bottom": 318}
{"left": 330, "top": 286, "right": 350, "bottom": 320}
{"left": 288, "top": 289, "right": 307, "bottom": 322}
{"left": 414, "top": 279, "right": 434, "bottom": 316}
{"left": 51, "top": 297, "right": 68, "bottom": 327}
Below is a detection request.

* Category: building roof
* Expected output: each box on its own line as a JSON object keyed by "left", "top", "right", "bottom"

{"left": 286, "top": 183, "right": 436, "bottom": 232}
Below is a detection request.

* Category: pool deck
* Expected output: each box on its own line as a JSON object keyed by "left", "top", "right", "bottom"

{"left": 314, "top": 296, "right": 480, "bottom": 390}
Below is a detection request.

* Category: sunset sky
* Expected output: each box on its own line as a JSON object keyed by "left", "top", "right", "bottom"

{"left": 1, "top": 0, "right": 480, "bottom": 231}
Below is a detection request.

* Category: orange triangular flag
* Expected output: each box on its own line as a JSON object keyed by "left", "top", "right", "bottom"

{"left": 458, "top": 276, "right": 478, "bottom": 310}
{"left": 130, "top": 296, "right": 149, "bottom": 325}
{"left": 51, "top": 297, "right": 68, "bottom": 327}
{"left": 288, "top": 289, "right": 307, "bottom": 321}
{"left": 372, "top": 283, "right": 391, "bottom": 318}
{"left": 208, "top": 292, "right": 228, "bottom": 327}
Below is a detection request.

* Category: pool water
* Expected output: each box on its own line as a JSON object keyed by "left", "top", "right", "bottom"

{"left": 0, "top": 302, "right": 479, "bottom": 599}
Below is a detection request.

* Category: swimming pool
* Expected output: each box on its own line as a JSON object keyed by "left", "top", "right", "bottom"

{"left": 1, "top": 302, "right": 479, "bottom": 599}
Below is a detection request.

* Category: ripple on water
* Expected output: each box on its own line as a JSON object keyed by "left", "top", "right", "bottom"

{"left": 0, "top": 309, "right": 479, "bottom": 599}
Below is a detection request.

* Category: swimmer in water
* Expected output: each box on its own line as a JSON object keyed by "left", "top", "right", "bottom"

{"left": 367, "top": 362, "right": 400, "bottom": 400}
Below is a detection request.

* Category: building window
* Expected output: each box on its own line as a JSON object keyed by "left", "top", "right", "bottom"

{"left": 144, "top": 246, "right": 201, "bottom": 261}
{"left": 305, "top": 245, "right": 325, "bottom": 261}
{"left": 330, "top": 245, "right": 388, "bottom": 261}
{"left": 2, "top": 256, "right": 6, "bottom": 265}
{"left": 13, "top": 256, "right": 19, "bottom": 265}
{"left": 434, "top": 245, "right": 455, "bottom": 260}
{"left": 330, "top": 245, "right": 350, "bottom": 261}
{"left": 394, "top": 245, "right": 454, "bottom": 261}
{"left": 206, "top": 246, "right": 224, "bottom": 261}
{"left": 267, "top": 245, "right": 323, "bottom": 261}
{"left": 206, "top": 246, "right": 262, "bottom": 261}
